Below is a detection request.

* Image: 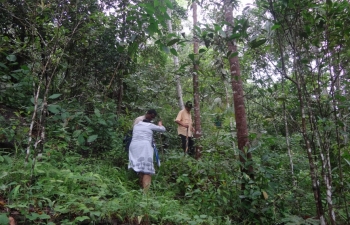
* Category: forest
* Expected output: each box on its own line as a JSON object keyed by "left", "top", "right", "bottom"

{"left": 0, "top": 0, "right": 349, "bottom": 224}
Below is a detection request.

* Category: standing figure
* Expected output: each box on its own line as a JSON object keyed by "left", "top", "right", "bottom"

{"left": 128, "top": 109, "right": 166, "bottom": 191}
{"left": 133, "top": 109, "right": 157, "bottom": 127}
{"left": 175, "top": 101, "right": 195, "bottom": 155}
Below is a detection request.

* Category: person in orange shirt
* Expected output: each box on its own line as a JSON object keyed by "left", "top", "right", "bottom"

{"left": 175, "top": 101, "right": 195, "bottom": 155}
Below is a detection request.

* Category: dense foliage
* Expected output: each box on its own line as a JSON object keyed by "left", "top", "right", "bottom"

{"left": 1, "top": 0, "right": 350, "bottom": 224}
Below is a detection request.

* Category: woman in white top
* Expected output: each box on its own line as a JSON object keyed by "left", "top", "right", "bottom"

{"left": 128, "top": 109, "right": 166, "bottom": 191}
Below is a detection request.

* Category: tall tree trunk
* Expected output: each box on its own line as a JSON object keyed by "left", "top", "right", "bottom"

{"left": 192, "top": 0, "right": 202, "bottom": 158}
{"left": 224, "top": 0, "right": 252, "bottom": 181}
{"left": 294, "top": 58, "right": 326, "bottom": 225}
{"left": 166, "top": 7, "right": 184, "bottom": 109}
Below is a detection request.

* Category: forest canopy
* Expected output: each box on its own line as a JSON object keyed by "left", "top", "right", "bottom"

{"left": 0, "top": 0, "right": 349, "bottom": 224}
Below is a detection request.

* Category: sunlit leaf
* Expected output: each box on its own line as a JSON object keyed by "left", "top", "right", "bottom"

{"left": 48, "top": 94, "right": 62, "bottom": 99}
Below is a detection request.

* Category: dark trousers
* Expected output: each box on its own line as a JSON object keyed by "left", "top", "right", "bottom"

{"left": 179, "top": 134, "right": 194, "bottom": 155}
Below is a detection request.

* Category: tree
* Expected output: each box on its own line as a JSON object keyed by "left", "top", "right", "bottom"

{"left": 224, "top": 0, "right": 252, "bottom": 182}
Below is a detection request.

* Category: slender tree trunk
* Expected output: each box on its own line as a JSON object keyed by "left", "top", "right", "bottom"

{"left": 192, "top": 0, "right": 202, "bottom": 158}
{"left": 294, "top": 60, "right": 326, "bottom": 225}
{"left": 224, "top": 0, "right": 252, "bottom": 180}
{"left": 166, "top": 7, "right": 184, "bottom": 109}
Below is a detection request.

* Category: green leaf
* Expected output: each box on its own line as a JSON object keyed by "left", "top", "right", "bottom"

{"left": 249, "top": 39, "right": 267, "bottom": 48}
{"left": 271, "top": 24, "right": 281, "bottom": 30}
{"left": 164, "top": 0, "right": 173, "bottom": 9}
{"left": 98, "top": 119, "right": 107, "bottom": 126}
{"left": 0, "top": 213, "right": 9, "bottom": 225}
{"left": 0, "top": 63, "right": 8, "bottom": 69}
{"left": 38, "top": 213, "right": 51, "bottom": 219}
{"left": 147, "top": 23, "right": 159, "bottom": 35}
{"left": 94, "top": 108, "right": 101, "bottom": 117}
{"left": 74, "top": 216, "right": 89, "bottom": 222}
{"left": 126, "top": 16, "right": 136, "bottom": 21}
{"left": 48, "top": 105, "right": 60, "bottom": 114}
{"left": 170, "top": 48, "right": 178, "bottom": 56}
{"left": 10, "top": 185, "right": 20, "bottom": 200}
{"left": 199, "top": 48, "right": 206, "bottom": 53}
{"left": 6, "top": 54, "right": 16, "bottom": 62}
{"left": 228, "top": 33, "right": 241, "bottom": 40}
{"left": 219, "top": 30, "right": 226, "bottom": 38}
{"left": 78, "top": 135, "right": 85, "bottom": 145}
{"left": 48, "top": 94, "right": 62, "bottom": 99}
{"left": 226, "top": 50, "right": 238, "bottom": 58}
{"left": 345, "top": 159, "right": 350, "bottom": 166}
{"left": 73, "top": 130, "right": 82, "bottom": 138}
{"left": 188, "top": 54, "right": 195, "bottom": 62}
{"left": 167, "top": 38, "right": 180, "bottom": 46}
{"left": 154, "top": 0, "right": 159, "bottom": 7}
{"left": 87, "top": 135, "right": 98, "bottom": 143}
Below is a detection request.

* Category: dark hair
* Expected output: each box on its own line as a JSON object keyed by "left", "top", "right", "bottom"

{"left": 185, "top": 101, "right": 192, "bottom": 108}
{"left": 146, "top": 109, "right": 157, "bottom": 116}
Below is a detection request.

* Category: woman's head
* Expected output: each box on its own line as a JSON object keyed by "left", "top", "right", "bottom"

{"left": 145, "top": 109, "right": 157, "bottom": 121}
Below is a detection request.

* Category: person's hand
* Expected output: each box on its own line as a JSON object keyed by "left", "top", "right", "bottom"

{"left": 183, "top": 124, "right": 189, "bottom": 128}
{"left": 158, "top": 121, "right": 163, "bottom": 126}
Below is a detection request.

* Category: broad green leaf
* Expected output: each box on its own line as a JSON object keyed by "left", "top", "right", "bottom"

{"left": 38, "top": 213, "right": 51, "bottom": 219}
{"left": 249, "top": 39, "right": 267, "bottom": 48}
{"left": 73, "top": 130, "right": 82, "bottom": 138}
{"left": 214, "top": 24, "right": 221, "bottom": 32}
{"left": 94, "top": 108, "right": 101, "bottom": 117}
{"left": 199, "top": 48, "right": 206, "bottom": 53}
{"left": 271, "top": 24, "right": 281, "bottom": 30}
{"left": 228, "top": 33, "right": 241, "bottom": 40}
{"left": 10, "top": 185, "right": 20, "bottom": 200}
{"left": 6, "top": 54, "right": 16, "bottom": 62}
{"left": 167, "top": 38, "right": 180, "bottom": 46}
{"left": 30, "top": 97, "right": 42, "bottom": 105}
{"left": 87, "top": 135, "right": 98, "bottom": 143}
{"left": 78, "top": 135, "right": 85, "bottom": 145}
{"left": 147, "top": 23, "right": 159, "bottom": 35}
{"left": 48, "top": 94, "right": 61, "bottom": 99}
{"left": 74, "top": 216, "right": 89, "bottom": 222}
{"left": 219, "top": 30, "right": 226, "bottom": 38}
{"left": 170, "top": 48, "right": 178, "bottom": 56}
{"left": 188, "top": 54, "right": 195, "bottom": 62}
{"left": 0, "top": 63, "right": 8, "bottom": 69}
{"left": 0, "top": 156, "right": 3, "bottom": 162}
{"left": 98, "top": 119, "right": 107, "bottom": 126}
{"left": 48, "top": 105, "right": 60, "bottom": 114}
{"left": 164, "top": 0, "right": 173, "bottom": 9}
{"left": 0, "top": 213, "right": 9, "bottom": 224}
{"left": 228, "top": 52, "right": 238, "bottom": 58}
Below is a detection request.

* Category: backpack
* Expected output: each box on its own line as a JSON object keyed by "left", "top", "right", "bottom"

{"left": 123, "top": 130, "right": 133, "bottom": 152}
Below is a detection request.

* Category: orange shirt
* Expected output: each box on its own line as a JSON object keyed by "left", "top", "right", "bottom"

{"left": 175, "top": 109, "right": 193, "bottom": 136}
